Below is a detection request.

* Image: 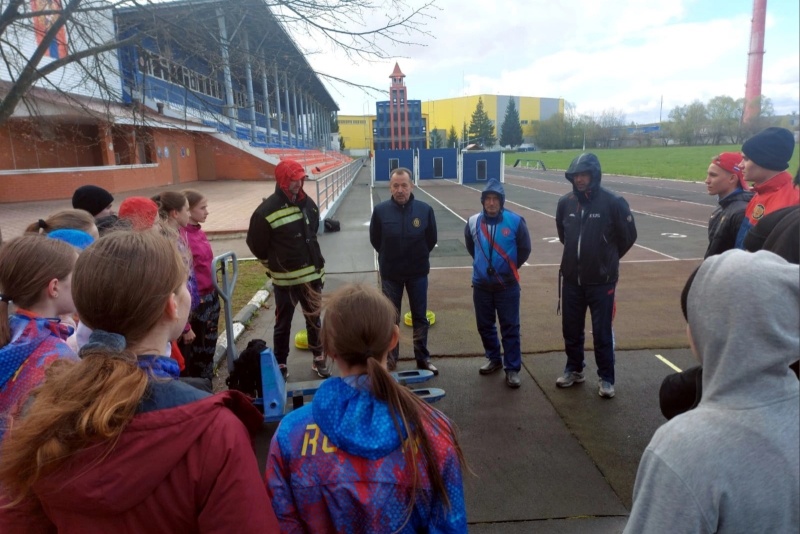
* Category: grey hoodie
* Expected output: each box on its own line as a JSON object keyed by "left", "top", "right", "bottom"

{"left": 624, "top": 249, "right": 799, "bottom": 534}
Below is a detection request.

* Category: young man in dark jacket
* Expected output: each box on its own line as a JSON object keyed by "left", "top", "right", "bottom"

{"left": 465, "top": 179, "right": 531, "bottom": 388}
{"left": 704, "top": 152, "right": 753, "bottom": 258}
{"left": 246, "top": 159, "right": 328, "bottom": 379}
{"left": 555, "top": 153, "right": 637, "bottom": 398}
{"left": 369, "top": 167, "right": 438, "bottom": 374}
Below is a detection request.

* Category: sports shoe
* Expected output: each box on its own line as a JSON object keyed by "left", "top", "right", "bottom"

{"left": 312, "top": 356, "right": 331, "bottom": 379}
{"left": 598, "top": 379, "right": 615, "bottom": 398}
{"left": 556, "top": 371, "right": 585, "bottom": 388}
{"left": 279, "top": 364, "right": 289, "bottom": 381}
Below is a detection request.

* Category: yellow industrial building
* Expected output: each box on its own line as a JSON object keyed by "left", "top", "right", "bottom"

{"left": 338, "top": 95, "right": 563, "bottom": 152}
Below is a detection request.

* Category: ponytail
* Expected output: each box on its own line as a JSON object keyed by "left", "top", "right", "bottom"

{"left": 320, "top": 283, "right": 466, "bottom": 518}
{"left": 0, "top": 346, "right": 148, "bottom": 504}
{"left": 24, "top": 209, "right": 96, "bottom": 236}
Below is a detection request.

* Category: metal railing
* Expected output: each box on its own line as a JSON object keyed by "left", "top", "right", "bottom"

{"left": 312, "top": 158, "right": 363, "bottom": 215}
{"left": 212, "top": 251, "right": 239, "bottom": 373}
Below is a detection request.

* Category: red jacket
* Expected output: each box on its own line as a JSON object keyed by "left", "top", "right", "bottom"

{"left": 736, "top": 171, "right": 799, "bottom": 247}
{"left": 0, "top": 387, "right": 278, "bottom": 533}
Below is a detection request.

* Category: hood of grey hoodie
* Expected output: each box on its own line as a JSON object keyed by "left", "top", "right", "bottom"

{"left": 688, "top": 249, "right": 799, "bottom": 409}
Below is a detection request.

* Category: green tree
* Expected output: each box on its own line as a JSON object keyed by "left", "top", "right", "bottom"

{"left": 447, "top": 125, "right": 458, "bottom": 148}
{"left": 706, "top": 96, "right": 741, "bottom": 144}
{"left": 667, "top": 101, "right": 708, "bottom": 145}
{"left": 467, "top": 97, "right": 497, "bottom": 147}
{"left": 429, "top": 127, "right": 445, "bottom": 149}
{"left": 499, "top": 99, "right": 523, "bottom": 148}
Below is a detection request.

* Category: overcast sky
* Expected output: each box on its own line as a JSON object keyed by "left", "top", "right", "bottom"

{"left": 294, "top": 0, "right": 799, "bottom": 124}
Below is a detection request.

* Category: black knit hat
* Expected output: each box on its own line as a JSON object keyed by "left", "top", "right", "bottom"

{"left": 741, "top": 127, "right": 795, "bottom": 171}
{"left": 72, "top": 185, "right": 114, "bottom": 216}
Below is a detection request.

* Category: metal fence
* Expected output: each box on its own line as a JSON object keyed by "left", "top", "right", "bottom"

{"left": 311, "top": 157, "right": 363, "bottom": 217}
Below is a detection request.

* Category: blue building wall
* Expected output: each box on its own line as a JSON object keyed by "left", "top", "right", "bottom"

{"left": 374, "top": 150, "right": 414, "bottom": 182}
{"left": 418, "top": 148, "right": 457, "bottom": 180}
{"left": 462, "top": 151, "right": 501, "bottom": 183}
{"left": 372, "top": 100, "right": 427, "bottom": 150}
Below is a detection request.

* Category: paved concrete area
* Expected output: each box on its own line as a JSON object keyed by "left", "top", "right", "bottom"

{"left": 0, "top": 178, "right": 321, "bottom": 241}
{"left": 3, "top": 166, "right": 711, "bottom": 532}
{"left": 232, "top": 167, "right": 712, "bottom": 531}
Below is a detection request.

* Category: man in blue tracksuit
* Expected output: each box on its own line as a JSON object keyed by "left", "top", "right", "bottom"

{"left": 370, "top": 167, "right": 438, "bottom": 374}
{"left": 555, "top": 153, "right": 637, "bottom": 398}
{"left": 465, "top": 180, "right": 531, "bottom": 388}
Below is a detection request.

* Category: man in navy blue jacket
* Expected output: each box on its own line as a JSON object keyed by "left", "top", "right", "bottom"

{"left": 465, "top": 180, "right": 531, "bottom": 388}
{"left": 555, "top": 153, "right": 637, "bottom": 398}
{"left": 370, "top": 168, "right": 438, "bottom": 374}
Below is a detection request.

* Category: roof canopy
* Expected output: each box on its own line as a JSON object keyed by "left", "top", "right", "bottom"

{"left": 116, "top": 0, "right": 338, "bottom": 110}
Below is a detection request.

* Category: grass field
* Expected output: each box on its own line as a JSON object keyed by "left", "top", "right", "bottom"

{"left": 216, "top": 259, "right": 268, "bottom": 333}
{"left": 506, "top": 144, "right": 800, "bottom": 181}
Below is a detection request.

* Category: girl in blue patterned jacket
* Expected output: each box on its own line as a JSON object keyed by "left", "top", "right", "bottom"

{"left": 267, "top": 283, "right": 468, "bottom": 533}
{"left": 0, "top": 235, "right": 79, "bottom": 443}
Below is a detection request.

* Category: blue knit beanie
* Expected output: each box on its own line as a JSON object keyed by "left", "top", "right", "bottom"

{"left": 741, "top": 127, "right": 795, "bottom": 171}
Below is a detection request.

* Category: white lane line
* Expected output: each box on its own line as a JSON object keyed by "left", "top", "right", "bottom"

{"left": 506, "top": 174, "right": 714, "bottom": 208}
{"left": 417, "top": 185, "right": 468, "bottom": 223}
{"left": 437, "top": 182, "right": 684, "bottom": 261}
{"left": 655, "top": 354, "right": 683, "bottom": 373}
{"left": 502, "top": 181, "right": 710, "bottom": 226}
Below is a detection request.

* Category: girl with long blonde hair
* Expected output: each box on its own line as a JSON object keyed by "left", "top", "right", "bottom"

{"left": 0, "top": 230, "right": 278, "bottom": 532}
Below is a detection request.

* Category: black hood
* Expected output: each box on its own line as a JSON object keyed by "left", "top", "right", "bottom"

{"left": 565, "top": 153, "right": 602, "bottom": 198}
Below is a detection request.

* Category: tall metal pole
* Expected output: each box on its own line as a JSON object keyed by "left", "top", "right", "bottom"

{"left": 216, "top": 8, "right": 236, "bottom": 135}
{"left": 743, "top": 0, "right": 767, "bottom": 125}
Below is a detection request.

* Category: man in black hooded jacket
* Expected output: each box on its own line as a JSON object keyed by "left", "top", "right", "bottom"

{"left": 555, "top": 153, "right": 637, "bottom": 399}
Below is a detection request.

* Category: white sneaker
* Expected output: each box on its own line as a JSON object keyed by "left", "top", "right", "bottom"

{"left": 556, "top": 371, "right": 585, "bottom": 388}
{"left": 598, "top": 379, "right": 615, "bottom": 398}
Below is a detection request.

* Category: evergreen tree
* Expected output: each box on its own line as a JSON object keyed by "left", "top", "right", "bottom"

{"left": 430, "top": 127, "right": 445, "bottom": 149}
{"left": 447, "top": 126, "right": 459, "bottom": 148}
{"left": 499, "top": 99, "right": 523, "bottom": 148}
{"left": 468, "top": 97, "right": 497, "bottom": 148}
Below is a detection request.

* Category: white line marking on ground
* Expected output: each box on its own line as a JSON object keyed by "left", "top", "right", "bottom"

{"left": 655, "top": 354, "right": 682, "bottom": 373}
{"left": 417, "top": 185, "right": 468, "bottom": 223}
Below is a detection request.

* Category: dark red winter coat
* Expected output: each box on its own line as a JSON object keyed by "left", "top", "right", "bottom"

{"left": 0, "top": 385, "right": 278, "bottom": 533}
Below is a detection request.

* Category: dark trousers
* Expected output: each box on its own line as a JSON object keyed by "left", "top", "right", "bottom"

{"left": 473, "top": 283, "right": 521, "bottom": 372}
{"left": 562, "top": 280, "right": 616, "bottom": 384}
{"left": 179, "top": 291, "right": 220, "bottom": 380}
{"left": 273, "top": 280, "right": 323, "bottom": 364}
{"left": 381, "top": 276, "right": 430, "bottom": 364}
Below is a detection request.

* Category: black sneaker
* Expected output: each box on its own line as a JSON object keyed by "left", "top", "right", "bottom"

{"left": 312, "top": 356, "right": 331, "bottom": 379}
{"left": 479, "top": 359, "right": 503, "bottom": 375}
{"left": 279, "top": 364, "right": 289, "bottom": 381}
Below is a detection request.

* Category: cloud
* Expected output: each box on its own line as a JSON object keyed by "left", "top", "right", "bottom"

{"left": 297, "top": 0, "right": 799, "bottom": 119}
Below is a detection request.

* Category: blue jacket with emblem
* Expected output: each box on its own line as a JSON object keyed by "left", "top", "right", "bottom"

{"left": 465, "top": 180, "right": 531, "bottom": 290}
{"left": 266, "top": 376, "right": 467, "bottom": 533}
{"left": 556, "top": 153, "right": 637, "bottom": 285}
{"left": 370, "top": 193, "right": 437, "bottom": 281}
